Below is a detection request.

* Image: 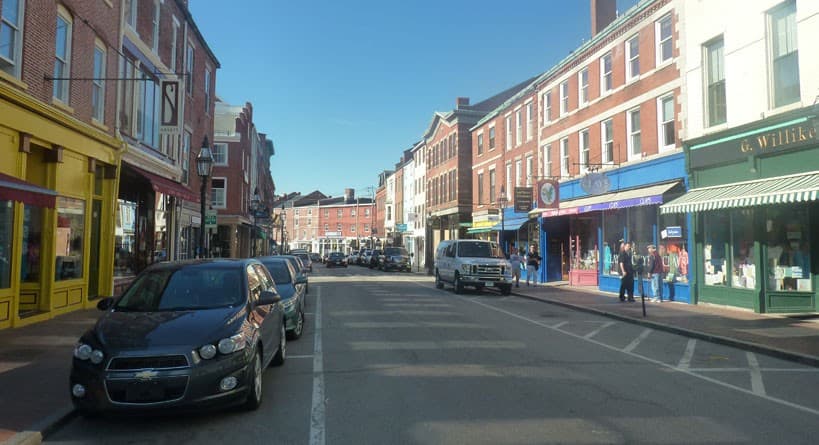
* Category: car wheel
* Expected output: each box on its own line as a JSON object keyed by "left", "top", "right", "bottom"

{"left": 500, "top": 284, "right": 512, "bottom": 296}
{"left": 435, "top": 271, "right": 444, "bottom": 289}
{"left": 454, "top": 273, "right": 464, "bottom": 294}
{"left": 287, "top": 310, "right": 304, "bottom": 340}
{"left": 271, "top": 322, "right": 286, "bottom": 367}
{"left": 243, "top": 350, "right": 263, "bottom": 410}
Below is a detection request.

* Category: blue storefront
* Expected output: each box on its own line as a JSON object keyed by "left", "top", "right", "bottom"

{"left": 532, "top": 153, "right": 694, "bottom": 303}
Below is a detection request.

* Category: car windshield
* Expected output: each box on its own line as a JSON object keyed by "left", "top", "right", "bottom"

{"left": 115, "top": 266, "right": 244, "bottom": 311}
{"left": 295, "top": 253, "right": 310, "bottom": 262}
{"left": 329, "top": 253, "right": 344, "bottom": 259}
{"left": 261, "top": 260, "right": 292, "bottom": 284}
{"left": 457, "top": 242, "right": 503, "bottom": 258}
{"left": 385, "top": 247, "right": 408, "bottom": 256}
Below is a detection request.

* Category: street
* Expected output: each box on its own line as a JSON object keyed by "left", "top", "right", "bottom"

{"left": 46, "top": 266, "right": 819, "bottom": 444}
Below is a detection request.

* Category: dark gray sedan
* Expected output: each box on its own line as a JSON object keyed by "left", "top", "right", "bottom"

{"left": 69, "top": 259, "right": 286, "bottom": 416}
{"left": 258, "top": 257, "right": 306, "bottom": 340}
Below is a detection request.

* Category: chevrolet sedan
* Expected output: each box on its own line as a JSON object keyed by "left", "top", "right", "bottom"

{"left": 69, "top": 259, "right": 286, "bottom": 416}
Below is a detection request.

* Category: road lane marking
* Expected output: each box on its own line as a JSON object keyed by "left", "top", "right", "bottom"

{"left": 330, "top": 310, "right": 459, "bottom": 316}
{"left": 678, "top": 339, "right": 697, "bottom": 370}
{"left": 445, "top": 290, "right": 819, "bottom": 418}
{"left": 584, "top": 321, "right": 616, "bottom": 339}
{"left": 747, "top": 352, "right": 767, "bottom": 396}
{"left": 349, "top": 341, "right": 526, "bottom": 350}
{"left": 551, "top": 321, "right": 568, "bottom": 329}
{"left": 309, "top": 287, "right": 325, "bottom": 445}
{"left": 289, "top": 355, "right": 314, "bottom": 359}
{"left": 383, "top": 303, "right": 453, "bottom": 308}
{"left": 688, "top": 368, "right": 819, "bottom": 372}
{"left": 344, "top": 321, "right": 483, "bottom": 329}
{"left": 623, "top": 328, "right": 653, "bottom": 353}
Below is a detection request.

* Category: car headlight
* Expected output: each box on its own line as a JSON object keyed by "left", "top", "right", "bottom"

{"left": 199, "top": 344, "right": 217, "bottom": 360}
{"left": 217, "top": 334, "right": 246, "bottom": 355}
{"left": 461, "top": 264, "right": 471, "bottom": 273}
{"left": 74, "top": 342, "right": 104, "bottom": 364}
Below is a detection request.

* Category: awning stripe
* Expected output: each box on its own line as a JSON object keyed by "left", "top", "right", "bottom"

{"left": 661, "top": 171, "right": 819, "bottom": 214}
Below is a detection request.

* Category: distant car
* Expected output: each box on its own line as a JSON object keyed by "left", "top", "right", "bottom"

{"left": 279, "top": 255, "right": 309, "bottom": 294}
{"left": 69, "top": 259, "right": 286, "bottom": 416}
{"left": 359, "top": 249, "right": 372, "bottom": 266}
{"left": 293, "top": 252, "right": 313, "bottom": 272}
{"left": 326, "top": 252, "right": 347, "bottom": 268}
{"left": 378, "top": 247, "right": 411, "bottom": 272}
{"left": 368, "top": 249, "right": 383, "bottom": 268}
{"left": 258, "top": 257, "right": 307, "bottom": 340}
{"left": 310, "top": 252, "right": 322, "bottom": 264}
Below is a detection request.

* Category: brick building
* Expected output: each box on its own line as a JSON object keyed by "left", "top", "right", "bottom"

{"left": 314, "top": 189, "right": 375, "bottom": 255}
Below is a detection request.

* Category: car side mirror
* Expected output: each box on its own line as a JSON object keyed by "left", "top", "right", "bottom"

{"left": 295, "top": 275, "right": 308, "bottom": 285}
{"left": 258, "top": 290, "right": 281, "bottom": 306}
{"left": 97, "top": 297, "right": 115, "bottom": 311}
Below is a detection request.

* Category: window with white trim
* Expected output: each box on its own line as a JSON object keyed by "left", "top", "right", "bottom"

{"left": 307, "top": 218, "right": 311, "bottom": 226}
{"left": 489, "top": 126, "right": 496, "bottom": 150}
{"left": 324, "top": 209, "right": 329, "bottom": 217}
{"left": 505, "top": 115, "right": 512, "bottom": 150}
{"left": 526, "top": 156, "right": 533, "bottom": 187}
{"left": 489, "top": 169, "right": 496, "bottom": 204}
{"left": 655, "top": 14, "right": 672, "bottom": 65}
{"left": 324, "top": 223, "right": 329, "bottom": 231}
{"left": 351, "top": 208, "right": 356, "bottom": 217}
{"left": 560, "top": 80, "right": 569, "bottom": 115}
{"left": 658, "top": 94, "right": 675, "bottom": 150}
{"left": 0, "top": 0, "right": 24, "bottom": 78}
{"left": 768, "top": 1, "right": 800, "bottom": 108}
{"left": 53, "top": 9, "right": 72, "bottom": 103}
{"left": 212, "top": 143, "right": 228, "bottom": 166}
{"left": 477, "top": 132, "right": 484, "bottom": 155}
{"left": 350, "top": 224, "right": 355, "bottom": 233}
{"left": 477, "top": 172, "right": 484, "bottom": 205}
{"left": 600, "top": 52, "right": 612, "bottom": 93}
{"left": 543, "top": 144, "right": 552, "bottom": 178}
{"left": 124, "top": 0, "right": 137, "bottom": 29}
{"left": 505, "top": 163, "right": 512, "bottom": 201}
{"left": 182, "top": 130, "right": 190, "bottom": 184}
{"left": 211, "top": 178, "right": 226, "bottom": 208}
{"left": 560, "top": 137, "right": 570, "bottom": 177}
{"left": 579, "top": 129, "right": 590, "bottom": 173}
{"left": 626, "top": 34, "right": 640, "bottom": 80}
{"left": 579, "top": 68, "right": 589, "bottom": 106}
{"left": 526, "top": 102, "right": 533, "bottom": 141}
{"left": 170, "top": 18, "right": 179, "bottom": 71}
{"left": 336, "top": 223, "right": 342, "bottom": 232}
{"left": 92, "top": 44, "right": 106, "bottom": 122}
{"left": 515, "top": 109, "right": 523, "bottom": 146}
{"left": 185, "top": 43, "right": 194, "bottom": 94}
{"left": 364, "top": 224, "right": 369, "bottom": 233}
{"left": 515, "top": 159, "right": 522, "bottom": 188}
{"left": 627, "top": 108, "right": 642, "bottom": 159}
{"left": 337, "top": 209, "right": 342, "bottom": 217}
{"left": 151, "top": 0, "right": 160, "bottom": 52}
{"left": 704, "top": 36, "right": 726, "bottom": 126}
{"left": 543, "top": 90, "right": 551, "bottom": 124}
{"left": 204, "top": 68, "right": 211, "bottom": 111}
{"left": 601, "top": 119, "right": 614, "bottom": 164}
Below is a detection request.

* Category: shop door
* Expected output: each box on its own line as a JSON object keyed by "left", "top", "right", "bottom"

{"left": 88, "top": 199, "right": 102, "bottom": 298}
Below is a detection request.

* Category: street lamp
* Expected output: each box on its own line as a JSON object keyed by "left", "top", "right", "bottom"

{"left": 498, "top": 185, "right": 508, "bottom": 251}
{"left": 250, "top": 190, "right": 261, "bottom": 257}
{"left": 196, "top": 136, "right": 214, "bottom": 258}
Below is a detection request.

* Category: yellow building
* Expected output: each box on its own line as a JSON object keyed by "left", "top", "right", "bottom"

{"left": 0, "top": 81, "right": 122, "bottom": 329}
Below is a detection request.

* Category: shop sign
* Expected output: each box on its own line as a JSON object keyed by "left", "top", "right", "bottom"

{"left": 661, "top": 226, "right": 682, "bottom": 239}
{"left": 690, "top": 119, "right": 817, "bottom": 169}
{"left": 514, "top": 187, "right": 533, "bottom": 212}
{"left": 324, "top": 231, "right": 341, "bottom": 237}
{"left": 160, "top": 80, "right": 180, "bottom": 135}
{"left": 396, "top": 223, "right": 408, "bottom": 232}
{"left": 580, "top": 172, "right": 611, "bottom": 195}
{"left": 536, "top": 180, "right": 559, "bottom": 209}
{"left": 577, "top": 195, "right": 663, "bottom": 214}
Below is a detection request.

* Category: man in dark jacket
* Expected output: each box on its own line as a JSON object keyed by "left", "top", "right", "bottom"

{"left": 525, "top": 245, "right": 541, "bottom": 286}
{"left": 618, "top": 242, "right": 635, "bottom": 302}
{"left": 647, "top": 245, "right": 664, "bottom": 302}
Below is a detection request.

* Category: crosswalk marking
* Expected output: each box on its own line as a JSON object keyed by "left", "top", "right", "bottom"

{"left": 584, "top": 321, "right": 616, "bottom": 339}
{"left": 623, "top": 328, "right": 653, "bottom": 353}
{"left": 747, "top": 352, "right": 767, "bottom": 396}
{"left": 678, "top": 339, "right": 697, "bottom": 369}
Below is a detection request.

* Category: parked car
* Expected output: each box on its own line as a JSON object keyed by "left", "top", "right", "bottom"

{"left": 434, "top": 240, "right": 513, "bottom": 295}
{"left": 258, "top": 257, "right": 306, "bottom": 340}
{"left": 326, "top": 252, "right": 348, "bottom": 268}
{"left": 310, "top": 252, "right": 322, "bottom": 264}
{"left": 368, "top": 249, "right": 383, "bottom": 268}
{"left": 378, "top": 247, "right": 411, "bottom": 272}
{"left": 292, "top": 252, "right": 313, "bottom": 272}
{"left": 280, "top": 255, "right": 309, "bottom": 294}
{"left": 69, "top": 259, "right": 286, "bottom": 416}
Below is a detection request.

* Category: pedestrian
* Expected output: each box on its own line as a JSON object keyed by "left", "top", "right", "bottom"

{"left": 647, "top": 245, "right": 664, "bottom": 302}
{"left": 509, "top": 248, "right": 523, "bottom": 288}
{"left": 618, "top": 242, "right": 635, "bottom": 302}
{"left": 526, "top": 245, "right": 541, "bottom": 286}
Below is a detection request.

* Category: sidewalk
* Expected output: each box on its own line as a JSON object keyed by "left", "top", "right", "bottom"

{"left": 511, "top": 281, "right": 819, "bottom": 366}
{"left": 1, "top": 282, "right": 818, "bottom": 444}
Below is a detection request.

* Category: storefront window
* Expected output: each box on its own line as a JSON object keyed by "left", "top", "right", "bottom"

{"left": 703, "top": 212, "right": 729, "bottom": 286}
{"left": 0, "top": 201, "right": 13, "bottom": 289}
{"left": 731, "top": 209, "right": 755, "bottom": 289}
{"left": 602, "top": 209, "right": 626, "bottom": 276}
{"left": 55, "top": 196, "right": 85, "bottom": 281}
{"left": 658, "top": 212, "right": 689, "bottom": 283}
{"left": 570, "top": 216, "right": 599, "bottom": 271}
{"left": 20, "top": 205, "right": 43, "bottom": 282}
{"left": 115, "top": 199, "right": 137, "bottom": 276}
{"left": 628, "top": 205, "right": 655, "bottom": 260}
{"left": 766, "top": 205, "right": 811, "bottom": 292}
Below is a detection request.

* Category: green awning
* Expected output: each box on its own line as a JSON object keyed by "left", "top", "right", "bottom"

{"left": 661, "top": 171, "right": 819, "bottom": 214}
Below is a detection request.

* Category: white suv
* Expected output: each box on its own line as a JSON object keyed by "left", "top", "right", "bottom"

{"left": 434, "top": 240, "right": 513, "bottom": 295}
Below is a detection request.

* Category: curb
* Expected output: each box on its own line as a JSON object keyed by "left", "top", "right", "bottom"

{"left": 512, "top": 291, "right": 819, "bottom": 368}
{"left": 2, "top": 406, "right": 76, "bottom": 445}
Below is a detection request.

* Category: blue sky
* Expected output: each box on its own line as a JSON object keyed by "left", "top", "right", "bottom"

{"left": 190, "top": 0, "right": 639, "bottom": 199}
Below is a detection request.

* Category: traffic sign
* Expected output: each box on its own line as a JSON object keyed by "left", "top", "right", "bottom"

{"left": 205, "top": 209, "right": 217, "bottom": 229}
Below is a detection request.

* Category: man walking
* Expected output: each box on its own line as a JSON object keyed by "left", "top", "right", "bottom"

{"left": 526, "top": 245, "right": 541, "bottom": 286}
{"left": 647, "top": 245, "right": 664, "bottom": 302}
{"left": 618, "top": 242, "right": 635, "bottom": 302}
{"left": 509, "top": 248, "right": 523, "bottom": 288}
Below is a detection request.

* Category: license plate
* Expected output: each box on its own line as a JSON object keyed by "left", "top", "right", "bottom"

{"left": 487, "top": 282, "right": 495, "bottom": 287}
{"left": 126, "top": 382, "right": 164, "bottom": 402}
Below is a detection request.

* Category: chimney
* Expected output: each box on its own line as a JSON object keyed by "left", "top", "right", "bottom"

{"left": 456, "top": 97, "right": 470, "bottom": 109}
{"left": 591, "top": 0, "right": 617, "bottom": 37}
{"left": 344, "top": 188, "right": 355, "bottom": 203}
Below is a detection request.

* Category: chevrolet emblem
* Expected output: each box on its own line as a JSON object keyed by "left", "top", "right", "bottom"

{"left": 134, "top": 370, "right": 159, "bottom": 380}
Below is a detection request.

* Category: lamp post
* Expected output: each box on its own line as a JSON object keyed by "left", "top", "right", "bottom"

{"left": 498, "top": 186, "right": 508, "bottom": 252}
{"left": 250, "top": 191, "right": 261, "bottom": 257}
{"left": 196, "top": 136, "right": 214, "bottom": 259}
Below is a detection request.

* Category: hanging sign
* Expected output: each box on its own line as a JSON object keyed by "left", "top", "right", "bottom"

{"left": 580, "top": 172, "right": 611, "bottom": 195}
{"left": 160, "top": 80, "right": 180, "bottom": 135}
{"left": 514, "top": 187, "right": 533, "bottom": 212}
{"left": 537, "top": 180, "right": 559, "bottom": 209}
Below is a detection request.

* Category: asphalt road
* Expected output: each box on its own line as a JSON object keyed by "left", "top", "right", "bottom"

{"left": 46, "top": 263, "right": 819, "bottom": 444}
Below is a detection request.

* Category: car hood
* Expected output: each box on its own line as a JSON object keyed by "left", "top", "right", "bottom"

{"left": 94, "top": 307, "right": 245, "bottom": 349}
{"left": 459, "top": 258, "right": 511, "bottom": 267}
